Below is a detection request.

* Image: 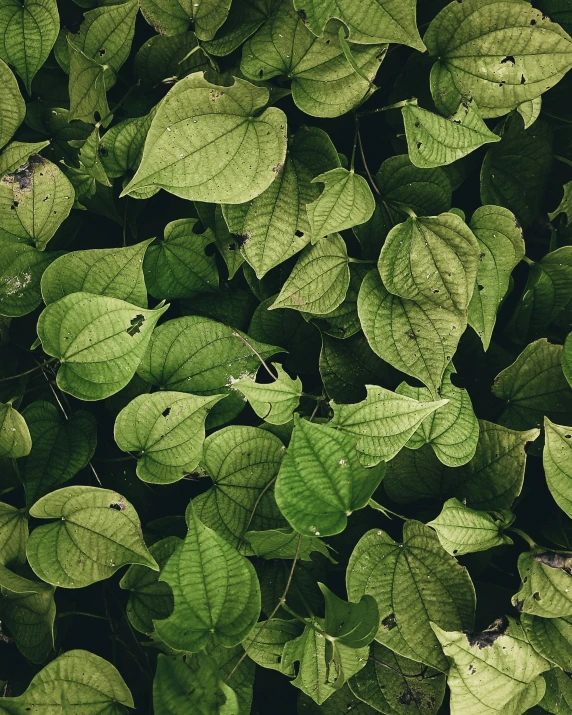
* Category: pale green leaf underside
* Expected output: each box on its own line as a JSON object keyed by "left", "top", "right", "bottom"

{"left": 544, "top": 417, "right": 572, "bottom": 518}
{"left": 234, "top": 364, "right": 303, "bottom": 425}
{"left": 512, "top": 548, "right": 572, "bottom": 618}
{"left": 0, "top": 401, "right": 31, "bottom": 459}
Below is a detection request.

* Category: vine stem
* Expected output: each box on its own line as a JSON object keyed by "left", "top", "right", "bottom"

{"left": 232, "top": 331, "right": 277, "bottom": 381}
{"left": 0, "top": 358, "right": 57, "bottom": 382}
{"left": 368, "top": 498, "right": 407, "bottom": 521}
{"left": 236, "top": 475, "right": 278, "bottom": 552}
{"left": 507, "top": 527, "right": 536, "bottom": 548}
{"left": 57, "top": 611, "right": 108, "bottom": 622}
{"left": 224, "top": 534, "right": 303, "bottom": 683}
{"left": 357, "top": 98, "right": 417, "bottom": 118}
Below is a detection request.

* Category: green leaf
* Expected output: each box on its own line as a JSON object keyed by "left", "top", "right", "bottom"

{"left": 549, "top": 180, "right": 572, "bottom": 226}
{"left": 140, "top": 0, "right": 232, "bottom": 40}
{"left": 379, "top": 212, "right": 480, "bottom": 314}
{"left": 320, "top": 583, "right": 379, "bottom": 649}
{"left": 467, "top": 205, "right": 525, "bottom": 349}
{"left": 330, "top": 384, "right": 447, "bottom": 466}
{"left": 564, "top": 332, "right": 572, "bottom": 390}
{"left": 492, "top": 339, "right": 572, "bottom": 430}
{"left": 19, "top": 400, "right": 97, "bottom": 505}
{"left": 41, "top": 240, "right": 152, "bottom": 307}
{"left": 544, "top": 418, "right": 572, "bottom": 519}
{"left": 203, "top": 0, "right": 279, "bottom": 56}
{"left": 0, "top": 564, "right": 55, "bottom": 663}
{"left": 298, "top": 684, "right": 378, "bottom": 713}
{"left": 0, "top": 401, "right": 31, "bottom": 458}
{"left": 242, "top": 618, "right": 304, "bottom": 672}
{"left": 432, "top": 617, "right": 550, "bottom": 715}
{"left": 0, "top": 0, "right": 58, "bottom": 93}
{"left": 135, "top": 34, "right": 205, "bottom": 88}
{"left": 523, "top": 614, "right": 572, "bottom": 671}
{"left": 0, "top": 140, "right": 50, "bottom": 177}
{"left": 68, "top": 41, "right": 110, "bottom": 126}
{"left": 513, "top": 548, "right": 572, "bottom": 618}
{"left": 137, "top": 315, "right": 280, "bottom": 427}
{"left": 245, "top": 528, "right": 332, "bottom": 561}
{"left": 196, "top": 202, "right": 245, "bottom": 280}
{"left": 425, "top": 0, "right": 572, "bottom": 118}
{"left": 233, "top": 364, "right": 302, "bottom": 425}
{"left": 153, "top": 652, "right": 238, "bottom": 715}
{"left": 123, "top": 73, "right": 287, "bottom": 204}
{"left": 541, "top": 668, "right": 572, "bottom": 715}
{"left": 0, "top": 502, "right": 27, "bottom": 567}
{"left": 480, "top": 114, "right": 553, "bottom": 229}
{"left": 1, "top": 649, "right": 134, "bottom": 713}
{"left": 114, "top": 391, "right": 224, "bottom": 484}
{"left": 275, "top": 415, "right": 385, "bottom": 536}
{"left": 99, "top": 111, "right": 156, "bottom": 179}
{"left": 349, "top": 641, "right": 446, "bottom": 715}
{"left": 346, "top": 521, "right": 476, "bottom": 672}
{"left": 193, "top": 425, "right": 286, "bottom": 552}
{"left": 241, "top": 4, "right": 385, "bottom": 118}
{"left": 0, "top": 240, "right": 62, "bottom": 317}
{"left": 223, "top": 126, "right": 340, "bottom": 278}
{"left": 396, "top": 363, "right": 479, "bottom": 467}
{"left": 517, "top": 96, "right": 542, "bottom": 129}
{"left": 27, "top": 486, "right": 158, "bottom": 588}
{"left": 427, "top": 497, "right": 514, "bottom": 555}
{"left": 403, "top": 101, "right": 500, "bottom": 168}
{"left": 0, "top": 155, "right": 74, "bottom": 249}
{"left": 0, "top": 58, "right": 25, "bottom": 151}
{"left": 376, "top": 154, "right": 452, "bottom": 216}
{"left": 155, "top": 502, "right": 261, "bottom": 652}
{"left": 292, "top": 0, "right": 425, "bottom": 50}
{"left": 144, "top": 219, "right": 219, "bottom": 300}
{"left": 270, "top": 234, "right": 350, "bottom": 315}
{"left": 307, "top": 169, "right": 375, "bottom": 240}
{"left": 282, "top": 621, "right": 369, "bottom": 705}
{"left": 358, "top": 270, "right": 467, "bottom": 398}
{"left": 120, "top": 536, "right": 180, "bottom": 634}
{"left": 37, "top": 293, "right": 169, "bottom": 401}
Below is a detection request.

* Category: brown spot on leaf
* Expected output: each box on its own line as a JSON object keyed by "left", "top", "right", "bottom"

{"left": 465, "top": 616, "right": 509, "bottom": 648}
{"left": 534, "top": 551, "right": 572, "bottom": 575}
{"left": 381, "top": 613, "right": 397, "bottom": 630}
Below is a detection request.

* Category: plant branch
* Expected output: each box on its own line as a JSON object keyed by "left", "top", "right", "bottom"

{"left": 0, "top": 358, "right": 57, "bottom": 382}
{"left": 232, "top": 331, "right": 277, "bottom": 380}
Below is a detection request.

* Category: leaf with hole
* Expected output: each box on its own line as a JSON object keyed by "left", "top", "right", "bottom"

{"left": 233, "top": 364, "right": 302, "bottom": 425}
{"left": 512, "top": 548, "right": 572, "bottom": 618}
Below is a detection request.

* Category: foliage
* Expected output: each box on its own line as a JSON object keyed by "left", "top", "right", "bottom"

{"left": 1, "top": 0, "right": 572, "bottom": 713}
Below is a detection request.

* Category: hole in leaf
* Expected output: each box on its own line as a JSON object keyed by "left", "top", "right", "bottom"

{"left": 297, "top": 8, "right": 307, "bottom": 21}
{"left": 94, "top": 111, "right": 101, "bottom": 122}
{"left": 126, "top": 314, "right": 145, "bottom": 336}
{"left": 99, "top": 48, "right": 106, "bottom": 56}
{"left": 501, "top": 56, "right": 515, "bottom": 65}
{"left": 204, "top": 243, "right": 217, "bottom": 256}
{"left": 162, "top": 407, "right": 171, "bottom": 418}
{"left": 295, "top": 230, "right": 304, "bottom": 237}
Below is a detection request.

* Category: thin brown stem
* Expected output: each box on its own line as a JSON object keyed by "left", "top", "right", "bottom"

{"left": 357, "top": 129, "right": 380, "bottom": 196}
{"left": 232, "top": 331, "right": 277, "bottom": 381}
{"left": 0, "top": 358, "right": 57, "bottom": 382}
{"left": 236, "top": 476, "right": 278, "bottom": 552}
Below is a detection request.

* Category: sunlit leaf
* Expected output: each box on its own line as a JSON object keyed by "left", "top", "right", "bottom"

{"left": 544, "top": 417, "right": 572, "bottom": 519}
{"left": 0, "top": 58, "right": 25, "bottom": 151}
{"left": 513, "top": 547, "right": 572, "bottom": 618}
{"left": 233, "top": 364, "right": 303, "bottom": 425}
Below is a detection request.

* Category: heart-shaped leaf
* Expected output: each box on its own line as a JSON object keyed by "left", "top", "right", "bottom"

{"left": 0, "top": 401, "right": 31, "bottom": 459}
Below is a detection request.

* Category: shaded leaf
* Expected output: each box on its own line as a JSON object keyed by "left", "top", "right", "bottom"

{"left": 0, "top": 401, "right": 31, "bottom": 459}
{"left": 523, "top": 614, "right": 572, "bottom": 671}
{"left": 140, "top": 0, "right": 232, "bottom": 40}
{"left": 0, "top": 502, "right": 27, "bottom": 567}
{"left": 0, "top": 58, "right": 25, "bottom": 151}
{"left": 233, "top": 364, "right": 303, "bottom": 425}
{"left": 320, "top": 583, "right": 379, "bottom": 649}
{"left": 513, "top": 548, "right": 572, "bottom": 618}
{"left": 246, "top": 528, "right": 332, "bottom": 561}
{"left": 544, "top": 417, "right": 572, "bottom": 519}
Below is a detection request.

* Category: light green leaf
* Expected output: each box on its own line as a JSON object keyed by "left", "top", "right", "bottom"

{"left": 68, "top": 41, "right": 111, "bottom": 126}
{"left": 396, "top": 363, "right": 479, "bottom": 467}
{"left": 0, "top": 649, "right": 134, "bottom": 713}
{"left": 492, "top": 339, "right": 572, "bottom": 430}
{"left": 549, "top": 180, "right": 572, "bottom": 226}
{"left": 522, "top": 614, "right": 572, "bottom": 671}
{"left": 100, "top": 111, "right": 155, "bottom": 179}
{"left": 320, "top": 583, "right": 379, "bottom": 649}
{"left": 37, "top": 293, "right": 169, "bottom": 401}
{"left": 0, "top": 401, "right": 31, "bottom": 458}
{"left": 241, "top": 4, "right": 385, "bottom": 118}
{"left": 330, "top": 384, "right": 447, "bottom": 467}
{"left": 144, "top": 219, "right": 219, "bottom": 300}
{"left": 120, "top": 537, "right": 180, "bottom": 634}
{"left": 275, "top": 415, "right": 385, "bottom": 536}
{"left": 467, "top": 205, "right": 525, "bottom": 349}
{"left": 19, "top": 401, "right": 97, "bottom": 505}
{"left": 270, "top": 234, "right": 350, "bottom": 315}
{"left": 0, "top": 58, "right": 25, "bottom": 151}
{"left": 544, "top": 418, "right": 572, "bottom": 519}
{"left": 207, "top": 641, "right": 255, "bottom": 715}
{"left": 282, "top": 621, "right": 369, "bottom": 705}
{"left": 193, "top": 425, "right": 286, "bottom": 552}
{"left": 308, "top": 169, "right": 375, "bottom": 240}
{"left": 0, "top": 155, "right": 74, "bottom": 249}
{"left": 153, "top": 652, "right": 238, "bottom": 715}
{"left": 427, "top": 497, "right": 514, "bottom": 555}
{"left": 292, "top": 0, "right": 425, "bottom": 50}
{"left": 0, "top": 502, "right": 27, "bottom": 567}
{"left": 0, "top": 140, "right": 50, "bottom": 177}
{"left": 507, "top": 247, "right": 572, "bottom": 343}
{"left": 242, "top": 618, "right": 304, "bottom": 673}
{"left": 41, "top": 240, "right": 152, "bottom": 307}
{"left": 376, "top": 154, "right": 452, "bottom": 217}
{"left": 27, "top": 486, "right": 158, "bottom": 588}
{"left": 115, "top": 391, "right": 224, "bottom": 484}
{"left": 517, "top": 96, "right": 542, "bottom": 129}
{"left": 358, "top": 270, "right": 467, "bottom": 398}
{"left": 425, "top": 0, "right": 572, "bottom": 118}
{"left": 223, "top": 126, "right": 340, "bottom": 278}
{"left": 245, "top": 528, "right": 332, "bottom": 561}
{"left": 513, "top": 548, "right": 572, "bottom": 618}
{"left": 155, "top": 503, "right": 260, "bottom": 652}
{"left": 379, "top": 211, "right": 480, "bottom": 314}
{"left": 0, "top": 0, "right": 58, "bottom": 92}
{"left": 432, "top": 617, "right": 550, "bottom": 715}
{"left": 346, "top": 521, "right": 476, "bottom": 672}
{"left": 123, "top": 73, "right": 287, "bottom": 204}
{"left": 0, "top": 564, "right": 55, "bottom": 663}
{"left": 140, "top": 0, "right": 232, "bottom": 39}
{"left": 233, "top": 364, "right": 302, "bottom": 425}
{"left": 564, "top": 332, "right": 572, "bottom": 389}
{"left": 349, "top": 641, "right": 446, "bottom": 715}
{"left": 0, "top": 241, "right": 62, "bottom": 317}
{"left": 137, "top": 315, "right": 280, "bottom": 427}
{"left": 403, "top": 101, "right": 500, "bottom": 168}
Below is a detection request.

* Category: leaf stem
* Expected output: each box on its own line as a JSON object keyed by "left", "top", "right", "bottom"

{"left": 231, "top": 331, "right": 277, "bottom": 381}
{"left": 351, "top": 117, "right": 359, "bottom": 170}
{"left": 357, "top": 98, "right": 417, "bottom": 118}
{"left": 57, "top": 611, "right": 109, "bottom": 622}
{"left": 368, "top": 498, "right": 407, "bottom": 521}
{"left": 348, "top": 258, "right": 376, "bottom": 265}
{"left": 0, "top": 358, "right": 57, "bottom": 382}
{"left": 507, "top": 527, "right": 536, "bottom": 548}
